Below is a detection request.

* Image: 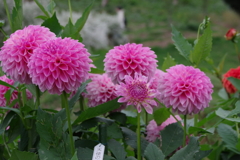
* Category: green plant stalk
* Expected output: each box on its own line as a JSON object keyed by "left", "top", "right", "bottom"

{"left": 61, "top": 92, "right": 75, "bottom": 156}
{"left": 137, "top": 112, "right": 141, "bottom": 160}
{"left": 145, "top": 110, "right": 148, "bottom": 125}
{"left": 35, "top": 86, "right": 41, "bottom": 109}
{"left": 79, "top": 95, "right": 84, "bottom": 111}
{"left": 68, "top": 0, "right": 73, "bottom": 23}
{"left": 194, "top": 114, "right": 198, "bottom": 127}
{"left": 234, "top": 43, "right": 240, "bottom": 63}
{"left": 183, "top": 115, "right": 187, "bottom": 147}
{"left": 3, "top": 131, "right": 11, "bottom": 157}
{"left": 236, "top": 122, "right": 240, "bottom": 138}
{"left": 0, "top": 28, "right": 7, "bottom": 37}
{"left": 3, "top": 0, "right": 13, "bottom": 32}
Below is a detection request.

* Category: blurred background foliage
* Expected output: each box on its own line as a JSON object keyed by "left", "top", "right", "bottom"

{"left": 0, "top": 0, "right": 240, "bottom": 111}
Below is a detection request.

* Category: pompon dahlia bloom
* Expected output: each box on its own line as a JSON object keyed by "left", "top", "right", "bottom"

{"left": 0, "top": 75, "right": 32, "bottom": 108}
{"left": 116, "top": 73, "right": 158, "bottom": 114}
{"left": 28, "top": 37, "right": 93, "bottom": 95}
{"left": 158, "top": 64, "right": 213, "bottom": 115}
{"left": 0, "top": 25, "right": 56, "bottom": 84}
{"left": 222, "top": 67, "right": 240, "bottom": 94}
{"left": 146, "top": 115, "right": 181, "bottom": 142}
{"left": 149, "top": 69, "right": 165, "bottom": 90}
{"left": 83, "top": 74, "right": 118, "bottom": 107}
{"left": 104, "top": 43, "right": 158, "bottom": 84}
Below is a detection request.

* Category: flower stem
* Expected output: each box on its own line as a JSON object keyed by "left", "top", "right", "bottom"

{"left": 3, "top": 0, "right": 13, "bottom": 32}
{"left": 61, "top": 92, "right": 75, "bottom": 156}
{"left": 35, "top": 86, "right": 41, "bottom": 109}
{"left": 137, "top": 112, "right": 141, "bottom": 160}
{"left": 68, "top": 0, "right": 73, "bottom": 23}
{"left": 194, "top": 114, "right": 198, "bottom": 127}
{"left": 145, "top": 110, "right": 148, "bottom": 125}
{"left": 234, "top": 43, "right": 240, "bottom": 63}
{"left": 0, "top": 28, "right": 7, "bottom": 37}
{"left": 79, "top": 95, "right": 84, "bottom": 111}
{"left": 3, "top": 131, "right": 11, "bottom": 157}
{"left": 183, "top": 115, "right": 187, "bottom": 147}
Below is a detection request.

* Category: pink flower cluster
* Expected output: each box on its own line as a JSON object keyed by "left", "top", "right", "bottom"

{"left": 0, "top": 25, "right": 93, "bottom": 95}
{"left": 0, "top": 75, "right": 32, "bottom": 108}
{"left": 146, "top": 115, "right": 182, "bottom": 142}
{"left": 158, "top": 65, "right": 213, "bottom": 115}
{"left": 83, "top": 74, "right": 118, "bottom": 107}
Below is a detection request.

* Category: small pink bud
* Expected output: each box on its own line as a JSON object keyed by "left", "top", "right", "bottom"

{"left": 225, "top": 28, "right": 237, "bottom": 40}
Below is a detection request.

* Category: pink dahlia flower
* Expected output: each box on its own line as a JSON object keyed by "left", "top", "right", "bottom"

{"left": 104, "top": 43, "right": 158, "bottom": 84}
{"left": 146, "top": 115, "right": 181, "bottom": 142}
{"left": 149, "top": 69, "right": 165, "bottom": 90}
{"left": 83, "top": 74, "right": 118, "bottom": 107}
{"left": 0, "top": 25, "right": 56, "bottom": 84}
{"left": 158, "top": 64, "right": 213, "bottom": 115}
{"left": 116, "top": 73, "right": 158, "bottom": 114}
{"left": 28, "top": 37, "right": 93, "bottom": 95}
{"left": 0, "top": 75, "right": 32, "bottom": 108}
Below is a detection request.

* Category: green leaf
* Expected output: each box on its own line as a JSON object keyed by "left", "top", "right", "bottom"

{"left": 108, "top": 139, "right": 127, "bottom": 160}
{"left": 0, "top": 80, "right": 17, "bottom": 90}
{"left": 34, "top": 0, "right": 50, "bottom": 18}
{"left": 218, "top": 88, "right": 228, "bottom": 100}
{"left": 108, "top": 112, "right": 127, "bottom": 125}
{"left": 61, "top": 19, "right": 78, "bottom": 38}
{"left": 161, "top": 123, "right": 184, "bottom": 156}
{"left": 197, "top": 111, "right": 216, "bottom": 127}
{"left": 0, "top": 111, "right": 16, "bottom": 135}
{"left": 69, "top": 79, "right": 91, "bottom": 110}
{"left": 161, "top": 54, "right": 176, "bottom": 71}
{"left": 188, "top": 126, "right": 213, "bottom": 135}
{"left": 6, "top": 114, "right": 22, "bottom": 143}
{"left": 75, "top": 139, "right": 98, "bottom": 149}
{"left": 228, "top": 77, "right": 240, "bottom": 91}
{"left": 0, "top": 20, "right": 5, "bottom": 27}
{"left": 75, "top": 1, "right": 94, "bottom": 33}
{"left": 125, "top": 157, "right": 137, "bottom": 160}
{"left": 121, "top": 127, "right": 149, "bottom": 153}
{"left": 190, "top": 24, "right": 212, "bottom": 65}
{"left": 47, "top": 0, "right": 56, "bottom": 15}
{"left": 217, "top": 123, "right": 240, "bottom": 154}
{"left": 36, "top": 108, "right": 72, "bottom": 160}
{"left": 171, "top": 25, "right": 193, "bottom": 60}
{"left": 71, "top": 152, "right": 78, "bottom": 160}
{"left": 90, "top": 68, "right": 105, "bottom": 74}
{"left": 229, "top": 100, "right": 240, "bottom": 117}
{"left": 11, "top": 0, "right": 23, "bottom": 32}
{"left": 107, "top": 123, "right": 123, "bottom": 139}
{"left": 73, "top": 98, "right": 120, "bottom": 125}
{"left": 144, "top": 143, "right": 165, "bottom": 160}
{"left": 236, "top": 138, "right": 240, "bottom": 151}
{"left": 0, "top": 107, "right": 21, "bottom": 117}
{"left": 153, "top": 108, "right": 170, "bottom": 125}
{"left": 215, "top": 108, "right": 230, "bottom": 119}
{"left": 41, "top": 12, "right": 62, "bottom": 36}
{"left": 35, "top": 15, "right": 48, "bottom": 20}
{"left": 9, "top": 150, "right": 38, "bottom": 160}
{"left": 194, "top": 150, "right": 212, "bottom": 160}
{"left": 169, "top": 137, "right": 199, "bottom": 160}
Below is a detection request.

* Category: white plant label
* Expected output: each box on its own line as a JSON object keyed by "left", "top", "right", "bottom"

{"left": 92, "top": 143, "right": 105, "bottom": 160}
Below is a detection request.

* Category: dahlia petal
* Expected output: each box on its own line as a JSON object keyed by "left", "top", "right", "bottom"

{"left": 142, "top": 102, "right": 153, "bottom": 114}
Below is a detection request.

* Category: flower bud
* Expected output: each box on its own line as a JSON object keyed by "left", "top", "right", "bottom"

{"left": 225, "top": 28, "right": 237, "bottom": 40}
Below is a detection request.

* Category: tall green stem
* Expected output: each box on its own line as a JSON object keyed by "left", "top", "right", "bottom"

{"left": 137, "top": 112, "right": 141, "bottom": 160}
{"left": 35, "top": 86, "right": 41, "bottom": 109}
{"left": 68, "top": 0, "right": 73, "bottom": 23}
{"left": 234, "top": 43, "right": 240, "bottom": 63}
{"left": 145, "top": 111, "right": 148, "bottom": 125}
{"left": 3, "top": 0, "right": 13, "bottom": 32}
{"left": 79, "top": 95, "right": 84, "bottom": 111}
{"left": 61, "top": 92, "right": 75, "bottom": 156}
{"left": 3, "top": 131, "right": 11, "bottom": 157}
{"left": 183, "top": 115, "right": 187, "bottom": 147}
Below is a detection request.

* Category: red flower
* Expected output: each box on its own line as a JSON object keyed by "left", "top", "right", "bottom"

{"left": 225, "top": 28, "right": 237, "bottom": 40}
{"left": 222, "top": 67, "right": 240, "bottom": 93}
